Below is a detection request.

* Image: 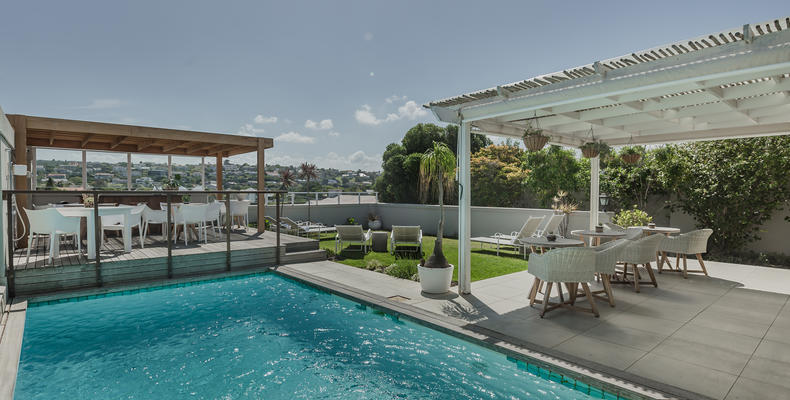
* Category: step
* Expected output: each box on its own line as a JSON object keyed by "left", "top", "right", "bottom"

{"left": 284, "top": 240, "right": 320, "bottom": 253}
{"left": 280, "top": 249, "right": 326, "bottom": 265}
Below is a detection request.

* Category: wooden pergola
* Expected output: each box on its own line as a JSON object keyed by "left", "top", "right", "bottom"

{"left": 6, "top": 114, "right": 274, "bottom": 232}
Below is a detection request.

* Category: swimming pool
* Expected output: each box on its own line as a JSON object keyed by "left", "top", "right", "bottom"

{"left": 16, "top": 273, "right": 608, "bottom": 399}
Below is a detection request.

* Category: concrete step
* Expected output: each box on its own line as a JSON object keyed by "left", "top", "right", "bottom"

{"left": 281, "top": 249, "right": 326, "bottom": 265}
{"left": 284, "top": 239, "right": 320, "bottom": 253}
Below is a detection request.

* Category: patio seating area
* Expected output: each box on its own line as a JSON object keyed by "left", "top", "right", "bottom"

{"left": 282, "top": 257, "right": 790, "bottom": 399}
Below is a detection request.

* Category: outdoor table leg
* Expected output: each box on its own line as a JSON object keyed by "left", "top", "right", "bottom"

{"left": 122, "top": 212, "right": 132, "bottom": 252}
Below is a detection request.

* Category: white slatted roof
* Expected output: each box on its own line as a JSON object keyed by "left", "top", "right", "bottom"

{"left": 426, "top": 17, "right": 790, "bottom": 146}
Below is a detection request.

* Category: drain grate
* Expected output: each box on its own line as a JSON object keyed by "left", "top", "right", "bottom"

{"left": 387, "top": 295, "right": 411, "bottom": 302}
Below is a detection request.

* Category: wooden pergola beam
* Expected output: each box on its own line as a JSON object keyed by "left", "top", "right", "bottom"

{"left": 110, "top": 136, "right": 128, "bottom": 149}
{"left": 81, "top": 134, "right": 95, "bottom": 147}
{"left": 161, "top": 141, "right": 185, "bottom": 153}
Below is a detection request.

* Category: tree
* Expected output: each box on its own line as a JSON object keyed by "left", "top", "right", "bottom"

{"left": 470, "top": 144, "right": 529, "bottom": 207}
{"left": 375, "top": 123, "right": 491, "bottom": 204}
{"left": 655, "top": 137, "right": 790, "bottom": 254}
{"left": 298, "top": 163, "right": 318, "bottom": 224}
{"left": 600, "top": 146, "right": 665, "bottom": 211}
{"left": 278, "top": 169, "right": 295, "bottom": 217}
{"left": 523, "top": 145, "right": 586, "bottom": 207}
{"left": 419, "top": 142, "right": 456, "bottom": 269}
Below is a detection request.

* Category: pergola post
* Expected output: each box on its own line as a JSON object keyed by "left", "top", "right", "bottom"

{"left": 81, "top": 150, "right": 87, "bottom": 189}
{"left": 167, "top": 155, "right": 172, "bottom": 180}
{"left": 216, "top": 153, "right": 223, "bottom": 199}
{"left": 589, "top": 155, "right": 600, "bottom": 230}
{"left": 457, "top": 120, "right": 472, "bottom": 295}
{"left": 11, "top": 116, "right": 30, "bottom": 245}
{"left": 257, "top": 138, "right": 266, "bottom": 233}
{"left": 201, "top": 157, "right": 205, "bottom": 189}
{"left": 126, "top": 152, "right": 132, "bottom": 190}
{"left": 29, "top": 146, "right": 36, "bottom": 190}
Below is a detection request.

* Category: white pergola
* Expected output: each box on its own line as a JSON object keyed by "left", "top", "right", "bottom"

{"left": 426, "top": 17, "right": 790, "bottom": 294}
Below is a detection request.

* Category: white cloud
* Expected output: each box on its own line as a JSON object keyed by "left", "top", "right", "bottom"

{"left": 304, "top": 119, "right": 333, "bottom": 130}
{"left": 354, "top": 100, "right": 428, "bottom": 126}
{"left": 254, "top": 115, "right": 278, "bottom": 124}
{"left": 238, "top": 123, "right": 266, "bottom": 136}
{"left": 275, "top": 131, "right": 315, "bottom": 144}
{"left": 363, "top": 32, "right": 373, "bottom": 41}
{"left": 328, "top": 131, "right": 340, "bottom": 137}
{"left": 77, "top": 99, "right": 123, "bottom": 109}
{"left": 369, "top": 72, "right": 375, "bottom": 77}
{"left": 385, "top": 95, "right": 407, "bottom": 104}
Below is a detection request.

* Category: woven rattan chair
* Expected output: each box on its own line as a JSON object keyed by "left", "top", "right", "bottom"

{"left": 616, "top": 234, "right": 665, "bottom": 292}
{"left": 589, "top": 239, "right": 630, "bottom": 307}
{"left": 528, "top": 247, "right": 599, "bottom": 318}
{"left": 658, "top": 229, "right": 713, "bottom": 278}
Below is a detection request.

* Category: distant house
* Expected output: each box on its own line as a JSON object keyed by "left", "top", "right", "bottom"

{"left": 148, "top": 169, "right": 167, "bottom": 178}
{"left": 46, "top": 173, "right": 68, "bottom": 183}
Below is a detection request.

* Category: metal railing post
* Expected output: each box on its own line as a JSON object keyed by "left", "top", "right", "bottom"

{"left": 276, "top": 192, "right": 281, "bottom": 266}
{"left": 166, "top": 193, "right": 173, "bottom": 279}
{"left": 6, "top": 194, "right": 16, "bottom": 298}
{"left": 93, "top": 191, "right": 102, "bottom": 287}
{"left": 225, "top": 193, "right": 231, "bottom": 271}
{"left": 358, "top": 193, "right": 361, "bottom": 204}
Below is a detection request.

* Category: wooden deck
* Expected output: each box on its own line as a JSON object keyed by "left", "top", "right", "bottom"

{"left": 10, "top": 229, "right": 323, "bottom": 296}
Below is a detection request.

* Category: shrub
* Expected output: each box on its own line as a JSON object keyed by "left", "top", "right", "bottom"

{"left": 365, "top": 259, "right": 384, "bottom": 271}
{"left": 612, "top": 206, "right": 652, "bottom": 227}
{"left": 346, "top": 217, "right": 356, "bottom": 225}
{"left": 383, "top": 263, "right": 417, "bottom": 279}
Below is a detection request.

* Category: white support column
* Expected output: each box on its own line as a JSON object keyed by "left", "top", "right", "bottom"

{"left": 589, "top": 156, "right": 600, "bottom": 230}
{"left": 201, "top": 157, "right": 206, "bottom": 189}
{"left": 30, "top": 147, "right": 36, "bottom": 190}
{"left": 126, "top": 153, "right": 132, "bottom": 190}
{"left": 167, "top": 155, "right": 173, "bottom": 179}
{"left": 81, "top": 150, "right": 87, "bottom": 190}
{"left": 457, "top": 120, "right": 472, "bottom": 295}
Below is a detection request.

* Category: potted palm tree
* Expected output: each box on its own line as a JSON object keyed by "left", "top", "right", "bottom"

{"left": 298, "top": 163, "right": 317, "bottom": 225}
{"left": 417, "top": 141, "right": 457, "bottom": 294}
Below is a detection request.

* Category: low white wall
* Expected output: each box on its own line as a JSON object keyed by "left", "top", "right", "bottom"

{"left": 270, "top": 202, "right": 610, "bottom": 239}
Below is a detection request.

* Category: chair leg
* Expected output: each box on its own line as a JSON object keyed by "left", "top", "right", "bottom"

{"left": 696, "top": 253, "right": 709, "bottom": 276}
{"left": 644, "top": 262, "right": 658, "bottom": 288}
{"left": 682, "top": 255, "right": 688, "bottom": 279}
{"left": 26, "top": 235, "right": 33, "bottom": 265}
{"left": 138, "top": 225, "right": 144, "bottom": 249}
{"left": 581, "top": 283, "right": 599, "bottom": 317}
{"left": 541, "top": 282, "right": 553, "bottom": 318}
{"left": 658, "top": 251, "right": 666, "bottom": 273}
{"left": 528, "top": 278, "right": 540, "bottom": 306}
{"left": 603, "top": 274, "right": 615, "bottom": 307}
{"left": 633, "top": 264, "right": 641, "bottom": 293}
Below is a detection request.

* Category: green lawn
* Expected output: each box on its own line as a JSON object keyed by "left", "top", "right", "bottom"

{"left": 318, "top": 233, "right": 528, "bottom": 282}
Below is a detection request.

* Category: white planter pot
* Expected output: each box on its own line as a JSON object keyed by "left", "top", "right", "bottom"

{"left": 368, "top": 219, "right": 381, "bottom": 230}
{"left": 418, "top": 264, "right": 454, "bottom": 294}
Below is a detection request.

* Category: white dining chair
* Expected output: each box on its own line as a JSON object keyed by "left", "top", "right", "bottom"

{"left": 173, "top": 204, "right": 209, "bottom": 245}
{"left": 24, "top": 208, "right": 82, "bottom": 265}
{"left": 229, "top": 200, "right": 250, "bottom": 229}
{"left": 204, "top": 202, "right": 223, "bottom": 239}
{"left": 101, "top": 205, "right": 145, "bottom": 249}
{"left": 142, "top": 205, "right": 169, "bottom": 242}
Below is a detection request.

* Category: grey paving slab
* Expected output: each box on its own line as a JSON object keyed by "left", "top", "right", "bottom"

{"left": 739, "top": 356, "right": 790, "bottom": 389}
{"left": 627, "top": 353, "right": 738, "bottom": 399}
{"left": 556, "top": 335, "right": 647, "bottom": 370}
{"left": 582, "top": 323, "right": 668, "bottom": 352}
{"left": 725, "top": 377, "right": 790, "bottom": 400}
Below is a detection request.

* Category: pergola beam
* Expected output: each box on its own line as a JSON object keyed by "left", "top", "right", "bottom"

{"left": 80, "top": 134, "right": 95, "bottom": 147}
{"left": 110, "top": 135, "right": 128, "bottom": 149}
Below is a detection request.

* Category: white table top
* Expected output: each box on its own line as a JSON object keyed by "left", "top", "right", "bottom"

{"left": 571, "top": 229, "right": 627, "bottom": 238}
{"left": 56, "top": 205, "right": 133, "bottom": 217}
{"left": 631, "top": 226, "right": 681, "bottom": 234}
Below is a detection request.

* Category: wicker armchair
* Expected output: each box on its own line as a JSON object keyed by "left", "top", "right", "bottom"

{"left": 658, "top": 229, "right": 713, "bottom": 278}
{"left": 590, "top": 239, "right": 629, "bottom": 307}
{"left": 616, "top": 234, "right": 664, "bottom": 292}
{"left": 528, "top": 247, "right": 598, "bottom": 318}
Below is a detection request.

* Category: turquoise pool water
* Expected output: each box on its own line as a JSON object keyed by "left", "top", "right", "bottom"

{"left": 17, "top": 274, "right": 605, "bottom": 399}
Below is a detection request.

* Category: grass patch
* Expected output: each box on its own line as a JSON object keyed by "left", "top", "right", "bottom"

{"left": 318, "top": 233, "right": 528, "bottom": 282}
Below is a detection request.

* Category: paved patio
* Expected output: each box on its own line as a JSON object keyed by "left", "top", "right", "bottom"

{"left": 282, "top": 259, "right": 790, "bottom": 400}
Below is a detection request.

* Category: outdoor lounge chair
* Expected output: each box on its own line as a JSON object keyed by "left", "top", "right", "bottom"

{"left": 390, "top": 226, "right": 422, "bottom": 255}
{"left": 536, "top": 214, "right": 564, "bottom": 237}
{"left": 492, "top": 216, "right": 544, "bottom": 258}
{"left": 658, "top": 229, "right": 713, "bottom": 278}
{"left": 528, "top": 247, "right": 599, "bottom": 318}
{"left": 334, "top": 225, "right": 373, "bottom": 253}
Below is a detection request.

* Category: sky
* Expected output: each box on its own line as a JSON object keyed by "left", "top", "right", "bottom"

{"left": 0, "top": 1, "right": 785, "bottom": 170}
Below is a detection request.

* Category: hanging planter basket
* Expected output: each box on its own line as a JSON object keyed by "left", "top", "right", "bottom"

{"left": 580, "top": 142, "right": 602, "bottom": 158}
{"left": 621, "top": 152, "right": 641, "bottom": 164}
{"left": 523, "top": 133, "right": 549, "bottom": 152}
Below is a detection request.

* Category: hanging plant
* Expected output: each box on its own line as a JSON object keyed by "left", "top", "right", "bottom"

{"left": 620, "top": 146, "right": 642, "bottom": 164}
{"left": 580, "top": 141, "right": 604, "bottom": 158}
{"left": 522, "top": 118, "right": 548, "bottom": 152}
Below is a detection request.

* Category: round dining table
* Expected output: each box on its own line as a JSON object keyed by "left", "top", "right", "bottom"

{"left": 519, "top": 236, "right": 584, "bottom": 253}
{"left": 570, "top": 229, "right": 626, "bottom": 246}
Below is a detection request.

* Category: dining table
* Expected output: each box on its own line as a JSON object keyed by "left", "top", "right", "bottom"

{"left": 570, "top": 229, "right": 627, "bottom": 246}
{"left": 519, "top": 236, "right": 584, "bottom": 253}
{"left": 55, "top": 205, "right": 133, "bottom": 259}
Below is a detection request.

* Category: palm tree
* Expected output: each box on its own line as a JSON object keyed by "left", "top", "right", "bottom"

{"left": 278, "top": 169, "right": 295, "bottom": 218}
{"left": 419, "top": 142, "right": 457, "bottom": 268}
{"left": 298, "top": 163, "right": 318, "bottom": 224}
